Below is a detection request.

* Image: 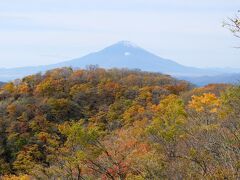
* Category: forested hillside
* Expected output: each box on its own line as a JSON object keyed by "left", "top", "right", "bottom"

{"left": 0, "top": 67, "right": 239, "bottom": 179}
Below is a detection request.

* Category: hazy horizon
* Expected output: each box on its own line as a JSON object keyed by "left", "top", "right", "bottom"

{"left": 0, "top": 0, "right": 239, "bottom": 68}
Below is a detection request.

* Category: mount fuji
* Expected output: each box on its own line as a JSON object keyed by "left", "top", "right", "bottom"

{"left": 56, "top": 41, "right": 209, "bottom": 76}
{"left": 0, "top": 41, "right": 239, "bottom": 85}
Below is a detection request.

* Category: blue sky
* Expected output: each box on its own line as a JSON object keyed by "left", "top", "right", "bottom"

{"left": 0, "top": 0, "right": 239, "bottom": 68}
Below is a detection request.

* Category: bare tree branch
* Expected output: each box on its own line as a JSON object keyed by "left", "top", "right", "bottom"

{"left": 223, "top": 11, "right": 240, "bottom": 45}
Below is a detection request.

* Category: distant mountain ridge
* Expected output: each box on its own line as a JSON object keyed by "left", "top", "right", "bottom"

{"left": 0, "top": 41, "right": 239, "bottom": 86}
{"left": 0, "top": 82, "right": 5, "bottom": 87}
{"left": 179, "top": 73, "right": 240, "bottom": 86}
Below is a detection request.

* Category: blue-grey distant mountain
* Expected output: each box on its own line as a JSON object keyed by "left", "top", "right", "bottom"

{"left": 178, "top": 73, "right": 240, "bottom": 86}
{"left": 0, "top": 82, "right": 5, "bottom": 87}
{"left": 0, "top": 41, "right": 239, "bottom": 85}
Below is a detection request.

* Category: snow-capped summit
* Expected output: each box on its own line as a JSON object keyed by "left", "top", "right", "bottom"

{"left": 101, "top": 41, "right": 141, "bottom": 53}
{"left": 116, "top": 41, "right": 139, "bottom": 48}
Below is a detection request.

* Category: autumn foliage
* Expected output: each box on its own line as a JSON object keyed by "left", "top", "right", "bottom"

{"left": 0, "top": 67, "right": 239, "bottom": 179}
